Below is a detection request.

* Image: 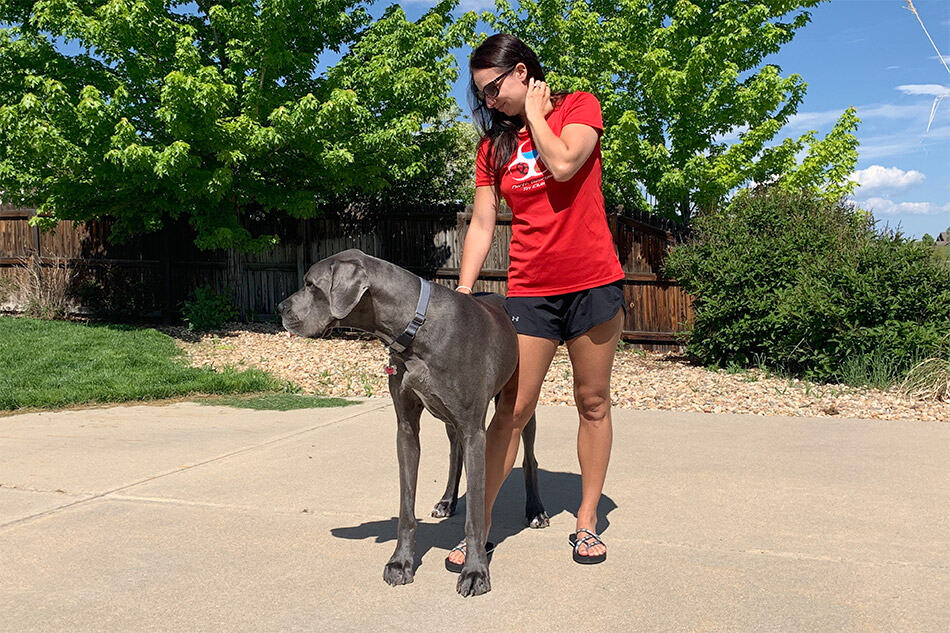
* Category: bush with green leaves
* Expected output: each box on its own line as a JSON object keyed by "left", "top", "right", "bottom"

{"left": 181, "top": 286, "right": 238, "bottom": 332}
{"left": 664, "top": 187, "right": 950, "bottom": 386}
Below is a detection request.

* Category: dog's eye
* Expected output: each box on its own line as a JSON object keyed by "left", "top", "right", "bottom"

{"left": 305, "top": 280, "right": 313, "bottom": 288}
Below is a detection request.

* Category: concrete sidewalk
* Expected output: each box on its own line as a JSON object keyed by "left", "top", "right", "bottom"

{"left": 1, "top": 400, "right": 947, "bottom": 633}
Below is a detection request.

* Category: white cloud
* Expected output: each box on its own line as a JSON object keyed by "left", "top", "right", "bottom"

{"left": 711, "top": 124, "right": 748, "bottom": 143}
{"left": 787, "top": 103, "right": 931, "bottom": 129}
{"left": 849, "top": 165, "right": 925, "bottom": 191}
{"left": 931, "top": 55, "right": 950, "bottom": 65}
{"left": 860, "top": 124, "right": 950, "bottom": 159}
{"left": 897, "top": 84, "right": 950, "bottom": 97}
{"left": 858, "top": 198, "right": 950, "bottom": 216}
{"left": 711, "top": 100, "right": 949, "bottom": 152}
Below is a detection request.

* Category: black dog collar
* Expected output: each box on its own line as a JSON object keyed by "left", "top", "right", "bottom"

{"left": 389, "top": 278, "right": 431, "bottom": 353}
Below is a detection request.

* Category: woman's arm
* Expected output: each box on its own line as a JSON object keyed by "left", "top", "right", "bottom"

{"left": 457, "top": 185, "right": 499, "bottom": 294}
{"left": 524, "top": 80, "right": 599, "bottom": 182}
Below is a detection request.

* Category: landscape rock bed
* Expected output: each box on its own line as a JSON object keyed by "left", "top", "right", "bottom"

{"left": 164, "top": 323, "right": 949, "bottom": 422}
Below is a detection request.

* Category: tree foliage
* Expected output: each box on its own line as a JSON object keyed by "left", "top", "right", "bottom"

{"left": 0, "top": 0, "right": 472, "bottom": 249}
{"left": 472, "top": 0, "right": 859, "bottom": 220}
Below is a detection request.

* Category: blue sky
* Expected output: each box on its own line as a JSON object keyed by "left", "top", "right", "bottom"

{"left": 754, "top": 0, "right": 950, "bottom": 239}
{"left": 395, "top": 0, "right": 950, "bottom": 239}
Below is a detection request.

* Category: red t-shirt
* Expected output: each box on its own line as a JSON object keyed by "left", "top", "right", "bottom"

{"left": 475, "top": 91, "right": 624, "bottom": 296}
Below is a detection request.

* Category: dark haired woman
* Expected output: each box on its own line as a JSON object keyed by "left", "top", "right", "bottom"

{"left": 448, "top": 33, "right": 625, "bottom": 569}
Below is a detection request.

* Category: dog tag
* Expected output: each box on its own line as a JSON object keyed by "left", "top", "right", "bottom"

{"left": 384, "top": 365, "right": 396, "bottom": 375}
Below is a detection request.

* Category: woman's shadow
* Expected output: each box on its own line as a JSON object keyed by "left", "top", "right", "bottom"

{"left": 330, "top": 468, "right": 618, "bottom": 571}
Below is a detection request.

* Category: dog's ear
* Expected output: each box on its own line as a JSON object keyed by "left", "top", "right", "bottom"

{"left": 327, "top": 257, "right": 369, "bottom": 320}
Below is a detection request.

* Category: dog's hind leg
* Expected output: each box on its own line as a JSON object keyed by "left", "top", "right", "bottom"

{"left": 521, "top": 412, "right": 550, "bottom": 528}
{"left": 383, "top": 386, "right": 424, "bottom": 587}
{"left": 432, "top": 424, "right": 464, "bottom": 518}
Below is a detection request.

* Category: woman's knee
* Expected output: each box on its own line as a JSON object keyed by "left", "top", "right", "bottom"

{"left": 495, "top": 389, "right": 537, "bottom": 432}
{"left": 575, "top": 388, "right": 610, "bottom": 424}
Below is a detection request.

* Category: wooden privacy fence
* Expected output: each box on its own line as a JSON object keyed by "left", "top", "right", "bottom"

{"left": 0, "top": 202, "right": 694, "bottom": 350}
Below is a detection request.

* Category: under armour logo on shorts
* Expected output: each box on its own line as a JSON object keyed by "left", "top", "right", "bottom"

{"left": 511, "top": 316, "right": 520, "bottom": 322}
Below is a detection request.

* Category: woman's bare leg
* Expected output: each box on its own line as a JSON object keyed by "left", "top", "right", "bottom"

{"left": 447, "top": 333, "right": 557, "bottom": 565}
{"left": 565, "top": 309, "right": 623, "bottom": 558}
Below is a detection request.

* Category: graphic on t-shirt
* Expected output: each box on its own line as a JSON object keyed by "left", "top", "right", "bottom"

{"left": 507, "top": 141, "right": 549, "bottom": 182}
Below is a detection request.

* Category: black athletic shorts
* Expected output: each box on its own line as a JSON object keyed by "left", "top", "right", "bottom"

{"left": 504, "top": 280, "right": 626, "bottom": 343}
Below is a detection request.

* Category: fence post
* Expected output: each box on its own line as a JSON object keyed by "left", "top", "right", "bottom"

{"left": 296, "top": 219, "right": 306, "bottom": 288}
{"left": 31, "top": 215, "right": 42, "bottom": 289}
{"left": 161, "top": 228, "right": 172, "bottom": 322}
{"left": 607, "top": 210, "right": 619, "bottom": 257}
{"left": 32, "top": 226, "right": 40, "bottom": 256}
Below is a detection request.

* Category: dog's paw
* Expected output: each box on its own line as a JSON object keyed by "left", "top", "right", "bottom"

{"left": 526, "top": 509, "right": 550, "bottom": 529}
{"left": 456, "top": 567, "right": 491, "bottom": 597}
{"left": 383, "top": 559, "right": 414, "bottom": 586}
{"left": 431, "top": 499, "right": 456, "bottom": 518}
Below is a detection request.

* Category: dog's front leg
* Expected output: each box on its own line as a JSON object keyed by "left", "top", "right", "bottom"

{"left": 457, "top": 420, "right": 491, "bottom": 597}
{"left": 383, "top": 389, "right": 423, "bottom": 586}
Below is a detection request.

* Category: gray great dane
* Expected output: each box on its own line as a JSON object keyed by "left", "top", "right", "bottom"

{"left": 277, "top": 249, "right": 548, "bottom": 597}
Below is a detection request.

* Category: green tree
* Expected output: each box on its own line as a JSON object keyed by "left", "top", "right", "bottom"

{"left": 471, "top": 0, "right": 859, "bottom": 221}
{"left": 0, "top": 0, "right": 472, "bottom": 251}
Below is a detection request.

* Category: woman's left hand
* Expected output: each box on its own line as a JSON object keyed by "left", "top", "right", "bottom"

{"left": 524, "top": 77, "right": 550, "bottom": 123}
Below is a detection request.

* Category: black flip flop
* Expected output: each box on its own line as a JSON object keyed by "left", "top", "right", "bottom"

{"left": 444, "top": 540, "right": 495, "bottom": 573}
{"left": 569, "top": 528, "right": 607, "bottom": 564}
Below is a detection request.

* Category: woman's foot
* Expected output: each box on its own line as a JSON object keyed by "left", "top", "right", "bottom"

{"left": 446, "top": 540, "right": 467, "bottom": 567}
{"left": 445, "top": 539, "right": 495, "bottom": 573}
{"left": 446, "top": 522, "right": 492, "bottom": 569}
{"left": 570, "top": 527, "right": 607, "bottom": 564}
{"left": 573, "top": 526, "right": 606, "bottom": 558}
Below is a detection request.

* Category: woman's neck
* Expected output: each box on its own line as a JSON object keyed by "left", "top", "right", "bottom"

{"left": 517, "top": 99, "right": 555, "bottom": 131}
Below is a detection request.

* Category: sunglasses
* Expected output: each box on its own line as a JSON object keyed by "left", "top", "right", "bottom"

{"left": 475, "top": 67, "right": 516, "bottom": 102}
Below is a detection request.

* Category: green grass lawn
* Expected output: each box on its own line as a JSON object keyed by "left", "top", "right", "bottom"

{"left": 0, "top": 317, "right": 347, "bottom": 411}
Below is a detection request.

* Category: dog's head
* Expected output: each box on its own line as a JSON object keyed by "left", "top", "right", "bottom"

{"left": 277, "top": 250, "right": 370, "bottom": 338}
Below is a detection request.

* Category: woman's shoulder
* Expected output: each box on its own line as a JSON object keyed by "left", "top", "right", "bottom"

{"left": 553, "top": 91, "right": 600, "bottom": 113}
{"left": 567, "top": 91, "right": 600, "bottom": 105}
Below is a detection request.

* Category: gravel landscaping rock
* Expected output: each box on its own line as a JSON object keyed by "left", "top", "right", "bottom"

{"left": 163, "top": 323, "right": 949, "bottom": 422}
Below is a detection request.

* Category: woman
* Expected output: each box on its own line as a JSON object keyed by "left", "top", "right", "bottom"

{"left": 447, "top": 33, "right": 625, "bottom": 568}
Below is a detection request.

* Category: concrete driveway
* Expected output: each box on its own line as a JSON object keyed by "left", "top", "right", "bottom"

{"left": 1, "top": 400, "right": 947, "bottom": 633}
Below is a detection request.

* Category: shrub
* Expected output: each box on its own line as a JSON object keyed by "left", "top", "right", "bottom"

{"left": 902, "top": 334, "right": 950, "bottom": 400}
{"left": 181, "top": 285, "right": 238, "bottom": 332}
{"left": 664, "top": 186, "right": 950, "bottom": 386}
{"left": 0, "top": 274, "right": 14, "bottom": 306}
{"left": 15, "top": 254, "right": 76, "bottom": 320}
{"left": 72, "top": 265, "right": 156, "bottom": 319}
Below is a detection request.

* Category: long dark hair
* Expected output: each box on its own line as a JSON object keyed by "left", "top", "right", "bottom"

{"left": 469, "top": 34, "right": 567, "bottom": 182}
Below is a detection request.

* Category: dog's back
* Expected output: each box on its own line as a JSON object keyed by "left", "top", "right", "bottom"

{"left": 472, "top": 292, "right": 505, "bottom": 310}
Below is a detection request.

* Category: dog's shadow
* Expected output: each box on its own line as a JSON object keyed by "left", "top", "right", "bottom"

{"left": 330, "top": 468, "right": 617, "bottom": 570}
